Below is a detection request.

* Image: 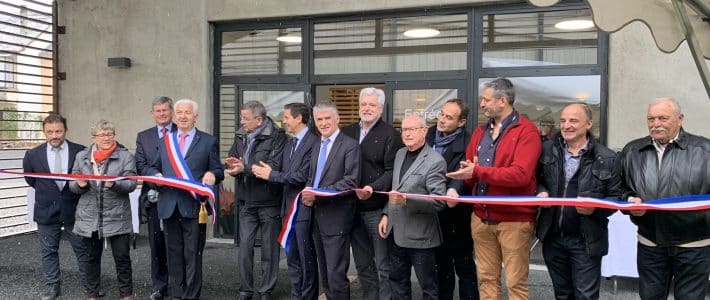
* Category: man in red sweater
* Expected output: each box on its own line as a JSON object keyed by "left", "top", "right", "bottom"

{"left": 448, "top": 77, "right": 541, "bottom": 300}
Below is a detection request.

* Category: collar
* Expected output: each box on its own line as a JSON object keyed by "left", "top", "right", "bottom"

{"left": 294, "top": 127, "right": 309, "bottom": 140}
{"left": 47, "top": 140, "right": 67, "bottom": 151}
{"left": 322, "top": 128, "right": 340, "bottom": 143}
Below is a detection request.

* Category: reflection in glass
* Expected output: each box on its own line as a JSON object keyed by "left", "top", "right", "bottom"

{"left": 392, "top": 89, "right": 458, "bottom": 130}
{"left": 477, "top": 76, "right": 601, "bottom": 140}
{"left": 240, "top": 91, "right": 305, "bottom": 128}
{"left": 221, "top": 28, "right": 302, "bottom": 76}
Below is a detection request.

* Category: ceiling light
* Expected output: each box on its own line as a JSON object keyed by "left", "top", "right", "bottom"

{"left": 403, "top": 28, "right": 440, "bottom": 38}
{"left": 276, "top": 34, "right": 302, "bottom": 43}
{"left": 554, "top": 19, "right": 595, "bottom": 30}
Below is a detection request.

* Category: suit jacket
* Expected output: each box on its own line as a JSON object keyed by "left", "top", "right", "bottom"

{"left": 268, "top": 129, "right": 318, "bottom": 221}
{"left": 342, "top": 119, "right": 402, "bottom": 211}
{"left": 23, "top": 141, "right": 85, "bottom": 225}
{"left": 135, "top": 123, "right": 177, "bottom": 206}
{"left": 306, "top": 132, "right": 360, "bottom": 236}
{"left": 384, "top": 144, "right": 447, "bottom": 249}
{"left": 148, "top": 129, "right": 225, "bottom": 219}
{"left": 425, "top": 126, "right": 473, "bottom": 250}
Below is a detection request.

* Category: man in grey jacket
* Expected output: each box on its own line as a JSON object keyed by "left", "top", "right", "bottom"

{"left": 378, "top": 114, "right": 447, "bottom": 300}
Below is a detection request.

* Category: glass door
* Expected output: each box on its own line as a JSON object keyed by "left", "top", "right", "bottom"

{"left": 385, "top": 80, "right": 467, "bottom": 130}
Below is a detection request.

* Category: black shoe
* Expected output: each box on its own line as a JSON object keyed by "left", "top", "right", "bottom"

{"left": 259, "top": 293, "right": 272, "bottom": 300}
{"left": 41, "top": 285, "right": 60, "bottom": 300}
{"left": 150, "top": 291, "right": 164, "bottom": 300}
{"left": 237, "top": 292, "right": 253, "bottom": 300}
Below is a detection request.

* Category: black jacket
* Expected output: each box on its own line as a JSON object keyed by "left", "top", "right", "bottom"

{"left": 342, "top": 119, "right": 402, "bottom": 211}
{"left": 536, "top": 133, "right": 623, "bottom": 257}
{"left": 425, "top": 126, "right": 473, "bottom": 250}
{"left": 620, "top": 129, "right": 710, "bottom": 246}
{"left": 228, "top": 118, "right": 287, "bottom": 207}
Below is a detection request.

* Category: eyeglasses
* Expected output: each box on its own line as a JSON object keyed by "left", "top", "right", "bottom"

{"left": 401, "top": 127, "right": 425, "bottom": 134}
{"left": 93, "top": 133, "right": 115, "bottom": 138}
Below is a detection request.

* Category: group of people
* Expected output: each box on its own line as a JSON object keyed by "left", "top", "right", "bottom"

{"left": 22, "top": 77, "right": 709, "bottom": 300}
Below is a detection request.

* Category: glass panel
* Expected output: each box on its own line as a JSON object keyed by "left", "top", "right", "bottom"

{"left": 392, "top": 88, "right": 459, "bottom": 130}
{"left": 477, "top": 76, "right": 602, "bottom": 140}
{"left": 241, "top": 90, "right": 305, "bottom": 128}
{"left": 220, "top": 27, "right": 302, "bottom": 76}
{"left": 217, "top": 84, "right": 236, "bottom": 238}
{"left": 482, "top": 9, "right": 598, "bottom": 67}
{"left": 314, "top": 14, "right": 468, "bottom": 74}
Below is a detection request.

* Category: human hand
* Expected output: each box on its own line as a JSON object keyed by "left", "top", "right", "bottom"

{"left": 378, "top": 215, "right": 388, "bottom": 238}
{"left": 628, "top": 197, "right": 646, "bottom": 216}
{"left": 251, "top": 161, "right": 272, "bottom": 180}
{"left": 355, "top": 185, "right": 374, "bottom": 200}
{"left": 388, "top": 190, "right": 406, "bottom": 205}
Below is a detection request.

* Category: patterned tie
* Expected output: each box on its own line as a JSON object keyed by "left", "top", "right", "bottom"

{"left": 290, "top": 137, "right": 299, "bottom": 159}
{"left": 312, "top": 139, "right": 330, "bottom": 189}
{"left": 179, "top": 133, "right": 188, "bottom": 153}
{"left": 161, "top": 127, "right": 168, "bottom": 138}
{"left": 52, "top": 146, "right": 64, "bottom": 190}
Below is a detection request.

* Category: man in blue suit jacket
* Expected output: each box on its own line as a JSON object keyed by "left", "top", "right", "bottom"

{"left": 253, "top": 103, "right": 319, "bottom": 300}
{"left": 148, "top": 99, "right": 224, "bottom": 300}
{"left": 302, "top": 102, "right": 360, "bottom": 299}
{"left": 135, "top": 96, "right": 175, "bottom": 300}
{"left": 23, "top": 114, "right": 86, "bottom": 300}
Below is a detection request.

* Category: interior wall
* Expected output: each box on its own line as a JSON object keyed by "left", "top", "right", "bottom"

{"left": 607, "top": 21, "right": 710, "bottom": 151}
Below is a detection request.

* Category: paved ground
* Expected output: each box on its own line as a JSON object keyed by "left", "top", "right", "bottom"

{"left": 0, "top": 228, "right": 706, "bottom": 299}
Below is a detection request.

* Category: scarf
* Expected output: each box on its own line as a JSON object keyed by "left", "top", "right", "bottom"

{"left": 92, "top": 141, "right": 117, "bottom": 164}
{"left": 244, "top": 118, "right": 270, "bottom": 166}
{"left": 433, "top": 127, "right": 462, "bottom": 154}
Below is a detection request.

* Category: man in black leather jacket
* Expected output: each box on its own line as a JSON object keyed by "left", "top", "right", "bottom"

{"left": 620, "top": 97, "right": 710, "bottom": 300}
{"left": 536, "top": 103, "right": 623, "bottom": 300}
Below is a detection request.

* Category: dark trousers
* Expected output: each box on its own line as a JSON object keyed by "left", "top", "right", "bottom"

{"left": 313, "top": 218, "right": 351, "bottom": 300}
{"left": 82, "top": 232, "right": 133, "bottom": 297}
{"left": 146, "top": 204, "right": 168, "bottom": 294}
{"left": 37, "top": 223, "right": 88, "bottom": 291}
{"left": 237, "top": 205, "right": 281, "bottom": 296}
{"left": 164, "top": 211, "right": 207, "bottom": 300}
{"left": 389, "top": 241, "right": 438, "bottom": 300}
{"left": 351, "top": 209, "right": 391, "bottom": 300}
{"left": 286, "top": 219, "right": 319, "bottom": 300}
{"left": 542, "top": 234, "right": 601, "bottom": 300}
{"left": 637, "top": 243, "right": 710, "bottom": 300}
{"left": 435, "top": 245, "right": 478, "bottom": 300}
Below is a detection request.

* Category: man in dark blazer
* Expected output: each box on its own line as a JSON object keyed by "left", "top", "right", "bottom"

{"left": 342, "top": 87, "right": 401, "bottom": 300}
{"left": 23, "top": 114, "right": 86, "bottom": 300}
{"left": 253, "top": 102, "right": 319, "bottom": 300}
{"left": 424, "top": 99, "right": 478, "bottom": 300}
{"left": 134, "top": 96, "right": 175, "bottom": 300}
{"left": 378, "top": 114, "right": 447, "bottom": 300}
{"left": 302, "top": 102, "right": 360, "bottom": 299}
{"left": 148, "top": 99, "right": 224, "bottom": 300}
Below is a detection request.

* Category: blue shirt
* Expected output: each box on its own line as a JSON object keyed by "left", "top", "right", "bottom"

{"left": 475, "top": 111, "right": 518, "bottom": 196}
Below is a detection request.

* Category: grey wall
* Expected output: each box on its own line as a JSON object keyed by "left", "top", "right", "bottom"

{"left": 57, "top": 0, "right": 710, "bottom": 151}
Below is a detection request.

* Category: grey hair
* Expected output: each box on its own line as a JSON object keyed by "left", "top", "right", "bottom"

{"left": 564, "top": 103, "right": 594, "bottom": 122}
{"left": 481, "top": 77, "right": 516, "bottom": 105}
{"left": 651, "top": 97, "right": 682, "bottom": 117}
{"left": 242, "top": 100, "right": 267, "bottom": 118}
{"left": 90, "top": 119, "right": 115, "bottom": 136}
{"left": 359, "top": 87, "right": 385, "bottom": 107}
{"left": 404, "top": 113, "right": 427, "bottom": 127}
{"left": 174, "top": 99, "right": 199, "bottom": 115}
{"left": 151, "top": 96, "right": 173, "bottom": 109}
{"left": 313, "top": 102, "right": 340, "bottom": 116}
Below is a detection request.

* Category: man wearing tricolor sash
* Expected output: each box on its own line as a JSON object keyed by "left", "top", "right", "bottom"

{"left": 148, "top": 99, "right": 224, "bottom": 300}
{"left": 620, "top": 98, "right": 710, "bottom": 300}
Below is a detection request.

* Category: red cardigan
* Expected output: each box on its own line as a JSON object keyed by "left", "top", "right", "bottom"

{"left": 464, "top": 114, "right": 542, "bottom": 222}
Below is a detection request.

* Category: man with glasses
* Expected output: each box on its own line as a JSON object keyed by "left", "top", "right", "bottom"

{"left": 377, "top": 114, "right": 447, "bottom": 299}
{"left": 135, "top": 96, "right": 175, "bottom": 300}
{"left": 342, "top": 87, "right": 402, "bottom": 300}
{"left": 23, "top": 114, "right": 86, "bottom": 300}
{"left": 448, "top": 78, "right": 542, "bottom": 300}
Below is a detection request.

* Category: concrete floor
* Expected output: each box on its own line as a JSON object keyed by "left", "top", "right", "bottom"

{"left": 0, "top": 229, "right": 706, "bottom": 299}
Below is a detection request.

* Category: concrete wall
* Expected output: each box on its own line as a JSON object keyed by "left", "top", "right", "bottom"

{"left": 57, "top": 0, "right": 709, "bottom": 151}
{"left": 607, "top": 21, "right": 710, "bottom": 150}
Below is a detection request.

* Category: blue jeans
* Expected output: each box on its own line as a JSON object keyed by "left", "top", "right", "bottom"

{"left": 637, "top": 243, "right": 710, "bottom": 300}
{"left": 351, "top": 209, "right": 391, "bottom": 300}
{"left": 542, "top": 234, "right": 601, "bottom": 300}
{"left": 37, "top": 223, "right": 88, "bottom": 289}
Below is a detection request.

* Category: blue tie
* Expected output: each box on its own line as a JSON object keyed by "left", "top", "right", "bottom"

{"left": 312, "top": 139, "right": 330, "bottom": 189}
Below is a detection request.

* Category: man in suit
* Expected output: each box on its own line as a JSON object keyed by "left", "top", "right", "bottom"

{"left": 425, "top": 99, "right": 478, "bottom": 300}
{"left": 302, "top": 102, "right": 360, "bottom": 299}
{"left": 148, "top": 99, "right": 224, "bottom": 300}
{"left": 253, "top": 102, "right": 319, "bottom": 300}
{"left": 342, "top": 87, "right": 401, "bottom": 300}
{"left": 378, "top": 114, "right": 447, "bottom": 300}
{"left": 225, "top": 100, "right": 286, "bottom": 300}
{"left": 134, "top": 96, "right": 175, "bottom": 300}
{"left": 23, "top": 113, "right": 86, "bottom": 300}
